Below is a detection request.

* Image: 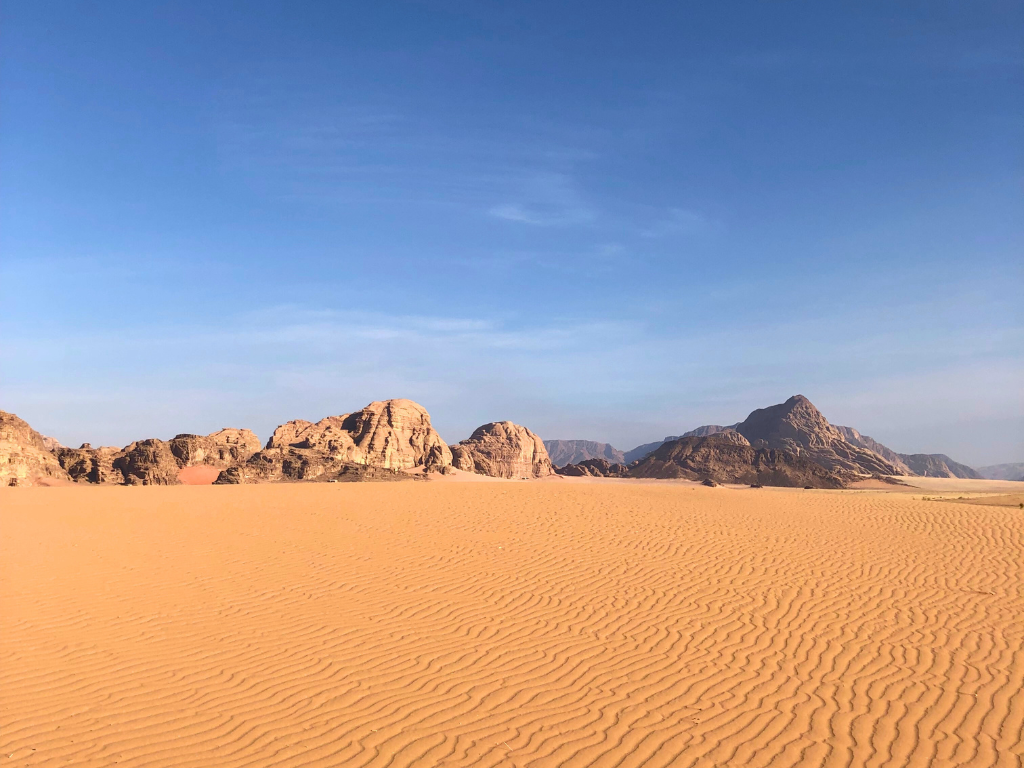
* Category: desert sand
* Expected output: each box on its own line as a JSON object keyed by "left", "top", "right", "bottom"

{"left": 2, "top": 483, "right": 1022, "bottom": 767}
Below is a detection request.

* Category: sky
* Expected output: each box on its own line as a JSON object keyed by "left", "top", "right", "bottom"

{"left": 1, "top": 1, "right": 1022, "bottom": 466}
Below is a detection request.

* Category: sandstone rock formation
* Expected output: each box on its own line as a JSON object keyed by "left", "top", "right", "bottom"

{"left": 897, "top": 453, "right": 981, "bottom": 479}
{"left": 265, "top": 399, "right": 451, "bottom": 470}
{"left": 544, "top": 440, "right": 625, "bottom": 467}
{"left": 218, "top": 399, "right": 450, "bottom": 484}
{"left": 41, "top": 435, "right": 64, "bottom": 452}
{"left": 451, "top": 422, "right": 553, "bottom": 478}
{"left": 734, "top": 396, "right": 898, "bottom": 475}
{"left": 0, "top": 411, "right": 71, "bottom": 486}
{"left": 834, "top": 426, "right": 912, "bottom": 474}
{"left": 555, "top": 458, "right": 629, "bottom": 478}
{"left": 55, "top": 428, "right": 262, "bottom": 485}
{"left": 629, "top": 433, "right": 847, "bottom": 488}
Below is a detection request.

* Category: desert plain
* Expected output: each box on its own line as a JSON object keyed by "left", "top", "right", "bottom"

{"left": 2, "top": 481, "right": 1022, "bottom": 768}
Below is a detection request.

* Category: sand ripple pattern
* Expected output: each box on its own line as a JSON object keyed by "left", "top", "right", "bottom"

{"left": 2, "top": 484, "right": 1022, "bottom": 767}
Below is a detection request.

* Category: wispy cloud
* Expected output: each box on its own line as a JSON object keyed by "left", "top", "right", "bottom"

{"left": 488, "top": 173, "right": 595, "bottom": 226}
{"left": 640, "top": 207, "right": 714, "bottom": 238}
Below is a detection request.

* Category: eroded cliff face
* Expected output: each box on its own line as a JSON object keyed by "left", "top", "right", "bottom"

{"left": 265, "top": 399, "right": 452, "bottom": 470}
{"left": 451, "top": 422, "right": 553, "bottom": 479}
{"left": 219, "top": 399, "right": 451, "bottom": 483}
{"left": 54, "top": 428, "right": 262, "bottom": 485}
{"left": 0, "top": 411, "right": 71, "bottom": 486}
{"left": 734, "top": 396, "right": 898, "bottom": 476}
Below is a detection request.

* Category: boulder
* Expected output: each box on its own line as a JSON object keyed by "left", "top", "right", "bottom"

{"left": 451, "top": 422, "right": 553, "bottom": 479}
{"left": 0, "top": 411, "right": 72, "bottom": 486}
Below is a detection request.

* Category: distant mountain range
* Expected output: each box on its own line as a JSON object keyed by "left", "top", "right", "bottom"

{"left": 543, "top": 440, "right": 625, "bottom": 467}
{"left": 552, "top": 396, "right": 1000, "bottom": 480}
{"left": 975, "top": 462, "right": 1024, "bottom": 482}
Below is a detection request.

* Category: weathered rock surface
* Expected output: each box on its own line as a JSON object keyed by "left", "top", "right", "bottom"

{"left": 623, "top": 425, "right": 737, "bottom": 464}
{"left": 55, "top": 428, "right": 262, "bottom": 485}
{"left": 544, "top": 440, "right": 625, "bottom": 467}
{"left": 219, "top": 399, "right": 450, "bottom": 484}
{"left": 0, "top": 411, "right": 72, "bottom": 486}
{"left": 897, "top": 453, "right": 981, "bottom": 479}
{"left": 451, "top": 422, "right": 553, "bottom": 478}
{"left": 834, "top": 426, "right": 912, "bottom": 474}
{"left": 41, "top": 435, "right": 64, "bottom": 452}
{"left": 213, "top": 450, "right": 413, "bottom": 484}
{"left": 265, "top": 399, "right": 451, "bottom": 470}
{"left": 629, "top": 433, "right": 847, "bottom": 488}
{"left": 555, "top": 458, "right": 629, "bottom": 478}
{"left": 735, "top": 396, "right": 898, "bottom": 475}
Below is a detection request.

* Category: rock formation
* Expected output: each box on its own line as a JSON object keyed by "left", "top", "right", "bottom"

{"left": 55, "top": 428, "right": 262, "bottom": 485}
{"left": 834, "top": 426, "right": 912, "bottom": 474}
{"left": 897, "top": 453, "right": 981, "bottom": 479}
{"left": 219, "top": 399, "right": 450, "bottom": 483}
{"left": 629, "top": 433, "right": 847, "bottom": 488}
{"left": 264, "top": 399, "right": 452, "bottom": 470}
{"left": 555, "top": 458, "right": 629, "bottom": 478}
{"left": 0, "top": 411, "right": 71, "bottom": 486}
{"left": 543, "top": 440, "right": 625, "bottom": 467}
{"left": 623, "top": 425, "right": 736, "bottom": 464}
{"left": 734, "top": 396, "right": 898, "bottom": 475}
{"left": 451, "top": 422, "right": 553, "bottom": 478}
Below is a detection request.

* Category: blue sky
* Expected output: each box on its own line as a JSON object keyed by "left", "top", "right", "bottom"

{"left": 2, "top": 1, "right": 1021, "bottom": 465}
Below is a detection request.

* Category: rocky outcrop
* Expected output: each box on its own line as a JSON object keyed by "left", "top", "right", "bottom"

{"left": 213, "top": 450, "right": 412, "bottom": 484}
{"left": 623, "top": 425, "right": 736, "bottom": 464}
{"left": 544, "top": 440, "right": 625, "bottom": 467}
{"left": 219, "top": 399, "right": 451, "bottom": 484}
{"left": 55, "top": 428, "right": 262, "bottom": 485}
{"left": 265, "top": 399, "right": 451, "bottom": 470}
{"left": 451, "top": 422, "right": 553, "bottom": 478}
{"left": 629, "top": 433, "right": 847, "bottom": 488}
{"left": 897, "top": 453, "right": 981, "bottom": 479}
{"left": 555, "top": 458, "right": 629, "bottom": 478}
{"left": 834, "top": 426, "right": 912, "bottom": 474}
{"left": 735, "top": 396, "right": 898, "bottom": 475}
{"left": 0, "top": 411, "right": 72, "bottom": 486}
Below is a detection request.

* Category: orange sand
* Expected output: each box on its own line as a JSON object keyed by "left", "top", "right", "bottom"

{"left": 177, "top": 465, "right": 222, "bottom": 485}
{"left": 2, "top": 484, "right": 1022, "bottom": 767}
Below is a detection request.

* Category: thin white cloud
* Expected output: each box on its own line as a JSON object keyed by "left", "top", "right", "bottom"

{"left": 488, "top": 173, "right": 595, "bottom": 226}
{"left": 640, "top": 207, "right": 713, "bottom": 238}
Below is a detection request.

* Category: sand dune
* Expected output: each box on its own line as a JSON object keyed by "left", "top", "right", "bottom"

{"left": 2, "top": 484, "right": 1022, "bottom": 767}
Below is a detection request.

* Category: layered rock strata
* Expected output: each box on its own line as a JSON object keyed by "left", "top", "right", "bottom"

{"left": 451, "top": 422, "right": 553, "bottom": 479}
{"left": 0, "top": 411, "right": 71, "bottom": 486}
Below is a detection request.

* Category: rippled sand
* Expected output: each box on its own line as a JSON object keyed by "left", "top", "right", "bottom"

{"left": 2, "top": 484, "right": 1022, "bottom": 767}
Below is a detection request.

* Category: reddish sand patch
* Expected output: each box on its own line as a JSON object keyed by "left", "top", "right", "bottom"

{"left": 176, "top": 465, "right": 221, "bottom": 485}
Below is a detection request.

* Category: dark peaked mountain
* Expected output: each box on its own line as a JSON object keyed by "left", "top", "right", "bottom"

{"left": 623, "top": 424, "right": 735, "bottom": 464}
{"left": 630, "top": 432, "right": 846, "bottom": 488}
{"left": 544, "top": 440, "right": 625, "bottom": 467}
{"left": 734, "top": 395, "right": 899, "bottom": 475}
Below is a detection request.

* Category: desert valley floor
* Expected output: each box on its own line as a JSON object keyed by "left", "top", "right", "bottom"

{"left": 2, "top": 482, "right": 1022, "bottom": 768}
